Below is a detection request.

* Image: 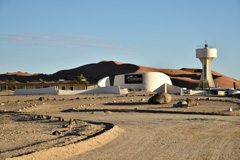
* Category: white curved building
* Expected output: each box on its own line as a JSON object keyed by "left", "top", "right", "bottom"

{"left": 96, "top": 72, "right": 183, "bottom": 94}
{"left": 113, "top": 72, "right": 172, "bottom": 92}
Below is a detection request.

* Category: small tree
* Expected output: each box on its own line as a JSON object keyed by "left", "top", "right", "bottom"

{"left": 74, "top": 74, "right": 89, "bottom": 84}
{"left": 5, "top": 79, "right": 16, "bottom": 90}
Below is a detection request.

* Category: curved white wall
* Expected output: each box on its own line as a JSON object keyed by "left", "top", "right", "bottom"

{"left": 97, "top": 76, "right": 110, "bottom": 87}
{"left": 113, "top": 72, "right": 172, "bottom": 92}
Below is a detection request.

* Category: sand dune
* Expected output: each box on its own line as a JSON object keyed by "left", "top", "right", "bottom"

{"left": 0, "top": 60, "right": 239, "bottom": 89}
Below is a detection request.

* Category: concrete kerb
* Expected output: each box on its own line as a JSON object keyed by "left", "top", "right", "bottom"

{"left": 68, "top": 108, "right": 230, "bottom": 116}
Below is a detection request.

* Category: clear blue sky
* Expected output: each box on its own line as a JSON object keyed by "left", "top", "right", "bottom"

{"left": 0, "top": 0, "right": 240, "bottom": 80}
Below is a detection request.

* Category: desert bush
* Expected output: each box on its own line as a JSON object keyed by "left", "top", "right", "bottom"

{"left": 129, "top": 87, "right": 135, "bottom": 91}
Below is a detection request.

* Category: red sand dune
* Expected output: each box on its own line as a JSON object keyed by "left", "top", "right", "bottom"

{"left": 1, "top": 72, "right": 35, "bottom": 76}
{"left": 0, "top": 60, "right": 239, "bottom": 89}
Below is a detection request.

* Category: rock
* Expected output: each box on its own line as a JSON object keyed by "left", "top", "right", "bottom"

{"left": 38, "top": 97, "right": 45, "bottom": 101}
{"left": 148, "top": 96, "right": 155, "bottom": 104}
{"left": 181, "top": 100, "right": 188, "bottom": 105}
{"left": 69, "top": 119, "right": 75, "bottom": 125}
{"left": 141, "top": 98, "right": 145, "bottom": 102}
{"left": 38, "top": 115, "right": 44, "bottom": 119}
{"left": 58, "top": 117, "right": 64, "bottom": 121}
{"left": 228, "top": 108, "right": 233, "bottom": 112}
{"left": 62, "top": 124, "right": 69, "bottom": 128}
{"left": 0, "top": 103, "right": 4, "bottom": 106}
{"left": 105, "top": 111, "right": 112, "bottom": 114}
{"left": 52, "top": 130, "right": 61, "bottom": 135}
{"left": 47, "top": 116, "right": 52, "bottom": 120}
{"left": 33, "top": 115, "right": 38, "bottom": 119}
{"left": 186, "top": 99, "right": 198, "bottom": 107}
{"left": 173, "top": 100, "right": 188, "bottom": 107}
{"left": 148, "top": 93, "right": 171, "bottom": 104}
{"left": 42, "top": 115, "right": 47, "bottom": 119}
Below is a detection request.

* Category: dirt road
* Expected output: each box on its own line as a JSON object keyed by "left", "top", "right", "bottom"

{"left": 55, "top": 111, "right": 240, "bottom": 160}
{"left": 1, "top": 92, "right": 240, "bottom": 159}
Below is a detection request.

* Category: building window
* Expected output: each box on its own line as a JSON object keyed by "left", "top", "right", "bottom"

{"left": 62, "top": 86, "right": 66, "bottom": 90}
{"left": 71, "top": 87, "right": 73, "bottom": 90}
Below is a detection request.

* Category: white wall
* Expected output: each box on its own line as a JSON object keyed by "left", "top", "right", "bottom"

{"left": 14, "top": 86, "right": 58, "bottom": 95}
{"left": 189, "top": 90, "right": 208, "bottom": 95}
{"left": 166, "top": 83, "right": 183, "bottom": 95}
{"left": 97, "top": 76, "right": 110, "bottom": 87}
{"left": 58, "top": 86, "right": 126, "bottom": 95}
{"left": 58, "top": 90, "right": 85, "bottom": 95}
{"left": 114, "top": 72, "right": 172, "bottom": 92}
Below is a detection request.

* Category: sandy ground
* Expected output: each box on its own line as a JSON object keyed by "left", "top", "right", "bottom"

{"left": 0, "top": 90, "right": 240, "bottom": 159}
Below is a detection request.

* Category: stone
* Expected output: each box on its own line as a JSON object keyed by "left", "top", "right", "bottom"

{"left": 141, "top": 98, "right": 145, "bottom": 102}
{"left": 33, "top": 115, "right": 38, "bottom": 119}
{"left": 62, "top": 124, "right": 69, "bottom": 128}
{"left": 228, "top": 108, "right": 232, "bottom": 112}
{"left": 0, "top": 103, "right": 4, "bottom": 106}
{"left": 173, "top": 100, "right": 188, "bottom": 108}
{"left": 38, "top": 97, "right": 45, "bottom": 101}
{"left": 42, "top": 115, "right": 47, "bottom": 119}
{"left": 181, "top": 100, "right": 188, "bottom": 105}
{"left": 186, "top": 99, "right": 198, "bottom": 107}
{"left": 69, "top": 119, "right": 75, "bottom": 125}
{"left": 148, "top": 93, "right": 171, "bottom": 104}
{"left": 148, "top": 96, "right": 155, "bottom": 104}
{"left": 104, "top": 110, "right": 112, "bottom": 114}
{"left": 52, "top": 130, "right": 61, "bottom": 135}
{"left": 47, "top": 116, "right": 52, "bottom": 120}
{"left": 59, "top": 117, "right": 64, "bottom": 121}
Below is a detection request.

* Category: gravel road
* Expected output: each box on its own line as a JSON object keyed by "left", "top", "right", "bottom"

{"left": 60, "top": 111, "right": 240, "bottom": 160}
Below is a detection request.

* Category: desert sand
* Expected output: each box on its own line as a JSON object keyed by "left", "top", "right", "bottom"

{"left": 0, "top": 90, "right": 240, "bottom": 159}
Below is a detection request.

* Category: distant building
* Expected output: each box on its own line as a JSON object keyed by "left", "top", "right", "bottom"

{"left": 0, "top": 80, "right": 97, "bottom": 91}
{"left": 98, "top": 72, "right": 183, "bottom": 94}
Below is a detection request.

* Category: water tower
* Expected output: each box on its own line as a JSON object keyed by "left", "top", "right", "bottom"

{"left": 196, "top": 42, "right": 217, "bottom": 88}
